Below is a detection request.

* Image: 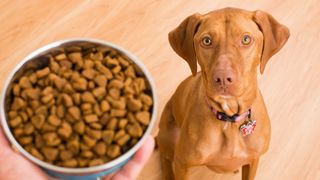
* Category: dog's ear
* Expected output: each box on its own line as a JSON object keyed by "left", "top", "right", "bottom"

{"left": 168, "top": 13, "right": 202, "bottom": 76}
{"left": 253, "top": 10, "right": 290, "bottom": 74}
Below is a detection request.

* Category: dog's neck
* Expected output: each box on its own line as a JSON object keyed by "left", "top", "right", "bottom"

{"left": 200, "top": 77, "right": 258, "bottom": 117}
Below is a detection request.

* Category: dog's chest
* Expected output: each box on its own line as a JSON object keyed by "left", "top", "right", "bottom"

{"left": 190, "top": 122, "right": 265, "bottom": 172}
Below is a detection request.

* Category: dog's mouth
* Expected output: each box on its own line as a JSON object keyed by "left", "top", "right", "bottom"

{"left": 206, "top": 94, "right": 241, "bottom": 116}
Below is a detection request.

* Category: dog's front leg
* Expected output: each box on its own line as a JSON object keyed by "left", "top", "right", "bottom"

{"left": 241, "top": 158, "right": 260, "bottom": 180}
{"left": 173, "top": 158, "right": 190, "bottom": 180}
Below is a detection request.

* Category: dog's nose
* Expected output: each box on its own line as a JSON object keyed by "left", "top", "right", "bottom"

{"left": 213, "top": 70, "right": 235, "bottom": 86}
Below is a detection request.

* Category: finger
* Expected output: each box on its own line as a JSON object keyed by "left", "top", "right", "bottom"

{"left": 111, "top": 136, "right": 155, "bottom": 180}
{"left": 0, "top": 125, "right": 10, "bottom": 147}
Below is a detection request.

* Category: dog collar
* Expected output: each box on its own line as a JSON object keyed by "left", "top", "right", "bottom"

{"left": 209, "top": 106, "right": 251, "bottom": 123}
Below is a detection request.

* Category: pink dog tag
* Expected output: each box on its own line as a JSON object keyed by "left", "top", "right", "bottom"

{"left": 240, "top": 119, "right": 256, "bottom": 136}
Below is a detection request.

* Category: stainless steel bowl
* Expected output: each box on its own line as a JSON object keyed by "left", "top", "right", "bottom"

{"left": 0, "top": 38, "right": 158, "bottom": 180}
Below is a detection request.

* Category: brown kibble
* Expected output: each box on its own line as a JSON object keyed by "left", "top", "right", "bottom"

{"left": 8, "top": 111, "right": 18, "bottom": 119}
{"left": 102, "top": 130, "right": 114, "bottom": 144}
{"left": 92, "top": 87, "right": 106, "bottom": 100}
{"left": 19, "top": 111, "right": 28, "bottom": 122}
{"left": 81, "top": 103, "right": 92, "bottom": 111}
{"left": 13, "top": 84, "right": 21, "bottom": 96}
{"left": 107, "top": 145, "right": 121, "bottom": 158}
{"left": 83, "top": 135, "right": 97, "bottom": 147}
{"left": 19, "top": 136, "right": 33, "bottom": 145}
{"left": 19, "top": 76, "right": 32, "bottom": 89}
{"left": 90, "top": 51, "right": 103, "bottom": 61}
{"left": 93, "top": 142, "right": 107, "bottom": 156}
{"left": 49, "top": 58, "right": 60, "bottom": 73}
{"left": 114, "top": 130, "right": 126, "bottom": 141}
{"left": 74, "top": 121, "right": 85, "bottom": 134}
{"left": 48, "top": 115, "right": 61, "bottom": 126}
{"left": 58, "top": 122, "right": 72, "bottom": 139}
{"left": 13, "top": 128, "right": 24, "bottom": 137}
{"left": 42, "top": 123, "right": 57, "bottom": 132}
{"left": 35, "top": 134, "right": 44, "bottom": 148}
{"left": 118, "top": 56, "right": 130, "bottom": 67}
{"left": 105, "top": 57, "right": 119, "bottom": 67}
{"left": 35, "top": 106, "right": 48, "bottom": 116}
{"left": 127, "top": 123, "right": 143, "bottom": 137}
{"left": 42, "top": 147, "right": 59, "bottom": 161}
{"left": 78, "top": 158, "right": 89, "bottom": 167}
{"left": 63, "top": 83, "right": 74, "bottom": 94}
{"left": 56, "top": 105, "right": 65, "bottom": 118}
{"left": 82, "top": 69, "right": 96, "bottom": 80}
{"left": 118, "top": 119, "right": 128, "bottom": 129}
{"left": 26, "top": 108, "right": 34, "bottom": 117}
{"left": 99, "top": 113, "right": 109, "bottom": 125}
{"left": 85, "top": 127, "right": 102, "bottom": 140}
{"left": 31, "top": 115, "right": 45, "bottom": 129}
{"left": 73, "top": 77, "right": 88, "bottom": 91}
{"left": 81, "top": 150, "right": 94, "bottom": 158}
{"left": 41, "top": 94, "right": 54, "bottom": 104}
{"left": 84, "top": 60, "right": 95, "bottom": 69}
{"left": 100, "top": 100, "right": 110, "bottom": 112}
{"left": 84, "top": 114, "right": 98, "bottom": 123}
{"left": 109, "top": 88, "right": 120, "bottom": 99}
{"left": 94, "top": 75, "right": 107, "bottom": 87}
{"left": 136, "top": 111, "right": 150, "bottom": 125}
{"left": 72, "top": 93, "right": 81, "bottom": 105}
{"left": 11, "top": 97, "right": 26, "bottom": 110}
{"left": 55, "top": 53, "right": 67, "bottom": 61}
{"left": 80, "top": 143, "right": 90, "bottom": 151}
{"left": 36, "top": 67, "right": 50, "bottom": 78}
{"left": 88, "top": 81, "right": 95, "bottom": 90}
{"left": 67, "top": 138, "right": 80, "bottom": 154}
{"left": 62, "top": 94, "right": 74, "bottom": 107}
{"left": 23, "top": 123, "right": 35, "bottom": 135}
{"left": 53, "top": 76, "right": 67, "bottom": 91}
{"left": 110, "top": 109, "right": 126, "bottom": 117}
{"left": 116, "top": 134, "right": 130, "bottom": 146}
{"left": 112, "top": 66, "right": 121, "bottom": 74}
{"left": 93, "top": 104, "right": 102, "bottom": 116}
{"left": 68, "top": 106, "right": 81, "bottom": 121}
{"left": 127, "top": 97, "right": 142, "bottom": 112}
{"left": 140, "top": 93, "right": 153, "bottom": 106}
{"left": 68, "top": 52, "right": 82, "bottom": 63}
{"left": 43, "top": 132, "right": 61, "bottom": 146}
{"left": 62, "top": 159, "right": 78, "bottom": 168}
{"left": 108, "top": 79, "right": 124, "bottom": 89}
{"left": 25, "top": 88, "right": 40, "bottom": 100}
{"left": 81, "top": 92, "right": 96, "bottom": 103}
{"left": 95, "top": 61, "right": 113, "bottom": 79}
{"left": 124, "top": 66, "right": 136, "bottom": 78}
{"left": 111, "top": 98, "right": 126, "bottom": 109}
{"left": 30, "top": 147, "right": 44, "bottom": 160}
{"left": 107, "top": 118, "right": 117, "bottom": 130}
{"left": 89, "top": 123, "right": 103, "bottom": 130}
{"left": 89, "top": 159, "right": 104, "bottom": 167}
{"left": 9, "top": 116, "right": 22, "bottom": 128}
{"left": 60, "top": 150, "right": 74, "bottom": 161}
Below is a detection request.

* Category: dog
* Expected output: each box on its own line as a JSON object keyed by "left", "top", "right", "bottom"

{"left": 156, "top": 7, "right": 289, "bottom": 180}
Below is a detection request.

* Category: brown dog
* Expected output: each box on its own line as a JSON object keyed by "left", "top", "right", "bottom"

{"left": 157, "top": 8, "right": 289, "bottom": 180}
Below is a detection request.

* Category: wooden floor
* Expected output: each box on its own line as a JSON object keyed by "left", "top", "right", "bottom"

{"left": 1, "top": 0, "right": 320, "bottom": 179}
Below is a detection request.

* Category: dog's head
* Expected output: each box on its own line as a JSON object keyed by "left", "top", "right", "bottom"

{"left": 169, "top": 8, "right": 289, "bottom": 112}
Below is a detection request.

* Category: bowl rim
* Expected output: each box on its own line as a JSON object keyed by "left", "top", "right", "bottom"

{"left": 0, "top": 38, "right": 158, "bottom": 174}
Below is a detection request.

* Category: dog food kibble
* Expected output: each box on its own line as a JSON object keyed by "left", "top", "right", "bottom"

{"left": 6, "top": 46, "right": 153, "bottom": 168}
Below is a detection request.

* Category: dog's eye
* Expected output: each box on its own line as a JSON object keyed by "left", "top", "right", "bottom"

{"left": 201, "top": 36, "right": 212, "bottom": 46}
{"left": 241, "top": 35, "right": 252, "bottom": 45}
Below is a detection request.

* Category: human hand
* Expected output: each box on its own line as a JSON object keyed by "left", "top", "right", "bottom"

{"left": 0, "top": 126, "right": 155, "bottom": 180}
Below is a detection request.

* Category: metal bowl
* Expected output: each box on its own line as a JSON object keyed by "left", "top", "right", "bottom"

{"left": 0, "top": 38, "right": 158, "bottom": 180}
